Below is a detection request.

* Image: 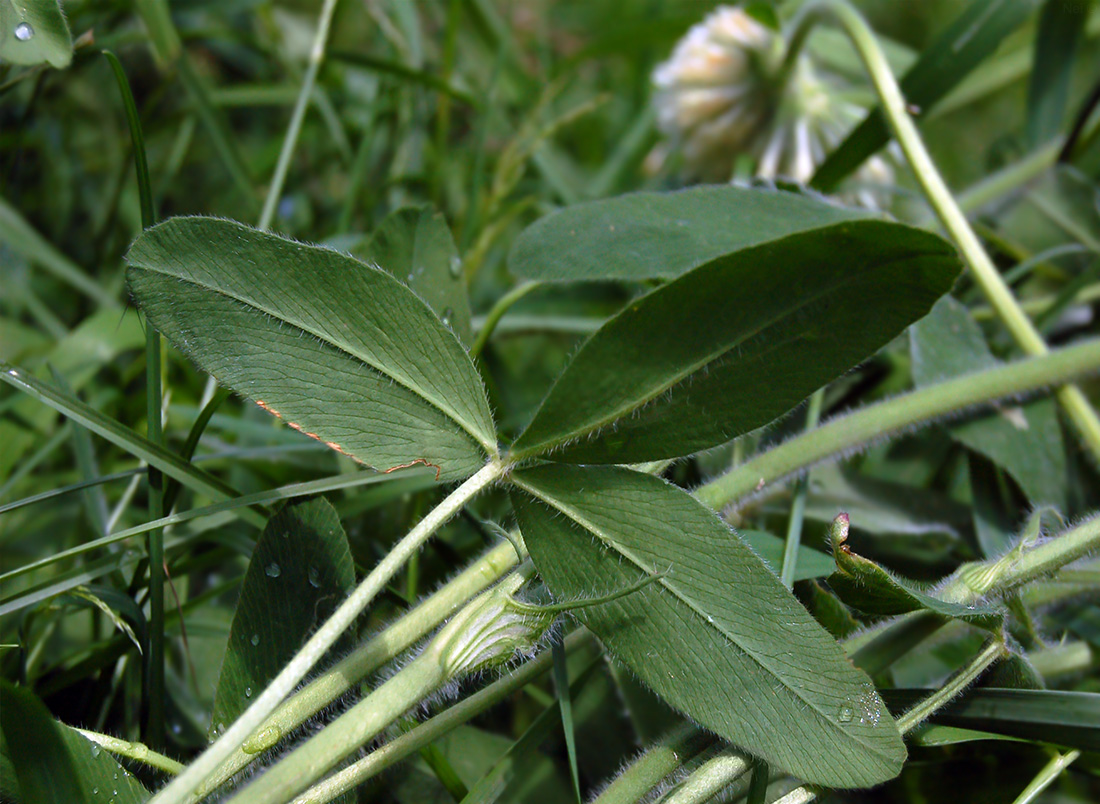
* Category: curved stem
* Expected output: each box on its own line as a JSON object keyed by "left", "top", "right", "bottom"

{"left": 696, "top": 339, "right": 1100, "bottom": 510}
{"left": 470, "top": 280, "right": 543, "bottom": 359}
{"left": 788, "top": 0, "right": 1100, "bottom": 463}
{"left": 150, "top": 459, "right": 505, "bottom": 804}
{"left": 194, "top": 540, "right": 521, "bottom": 798}
{"left": 1010, "top": 749, "right": 1081, "bottom": 804}
{"left": 257, "top": 0, "right": 341, "bottom": 231}
{"left": 75, "top": 728, "right": 184, "bottom": 776}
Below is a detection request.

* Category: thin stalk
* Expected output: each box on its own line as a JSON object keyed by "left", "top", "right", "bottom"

{"left": 257, "top": 0, "right": 341, "bottom": 231}
{"left": 987, "top": 514, "right": 1100, "bottom": 594}
{"left": 1009, "top": 749, "right": 1081, "bottom": 804}
{"left": 696, "top": 340, "right": 1100, "bottom": 510}
{"left": 787, "top": 0, "right": 1100, "bottom": 462}
{"left": 291, "top": 629, "right": 595, "bottom": 804}
{"left": 75, "top": 728, "right": 184, "bottom": 776}
{"left": 663, "top": 752, "right": 751, "bottom": 804}
{"left": 470, "top": 281, "right": 543, "bottom": 359}
{"left": 193, "top": 540, "right": 522, "bottom": 798}
{"left": 591, "top": 724, "right": 714, "bottom": 804}
{"left": 149, "top": 459, "right": 505, "bottom": 804}
{"left": 774, "top": 639, "right": 1006, "bottom": 804}
{"left": 104, "top": 48, "right": 166, "bottom": 747}
{"left": 229, "top": 655, "right": 445, "bottom": 804}
{"left": 779, "top": 391, "right": 823, "bottom": 588}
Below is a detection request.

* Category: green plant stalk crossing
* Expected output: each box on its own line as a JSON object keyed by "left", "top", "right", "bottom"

{"left": 787, "top": 0, "right": 1100, "bottom": 462}
{"left": 663, "top": 752, "right": 751, "bottom": 804}
{"left": 149, "top": 459, "right": 505, "bottom": 804}
{"left": 696, "top": 339, "right": 1100, "bottom": 510}
{"left": 193, "top": 540, "right": 522, "bottom": 798}
{"left": 780, "top": 389, "right": 824, "bottom": 588}
{"left": 75, "top": 728, "right": 184, "bottom": 776}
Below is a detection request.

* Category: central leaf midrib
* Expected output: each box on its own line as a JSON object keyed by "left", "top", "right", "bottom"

{"left": 519, "top": 249, "right": 943, "bottom": 458}
{"left": 515, "top": 477, "right": 895, "bottom": 755}
{"left": 135, "top": 263, "right": 494, "bottom": 456}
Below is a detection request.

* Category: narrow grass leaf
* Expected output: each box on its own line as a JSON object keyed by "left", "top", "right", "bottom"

{"left": 511, "top": 464, "right": 907, "bottom": 788}
{"left": 126, "top": 217, "right": 497, "bottom": 481}
{"left": 1027, "top": 0, "right": 1087, "bottom": 146}
{"left": 508, "top": 185, "right": 870, "bottom": 281}
{"left": 210, "top": 498, "right": 355, "bottom": 736}
{"left": 0, "top": 681, "right": 150, "bottom": 803}
{"left": 511, "top": 220, "right": 960, "bottom": 463}
{"left": 882, "top": 688, "right": 1100, "bottom": 751}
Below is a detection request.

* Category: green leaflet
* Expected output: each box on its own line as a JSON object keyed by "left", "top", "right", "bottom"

{"left": 351, "top": 205, "right": 473, "bottom": 345}
{"left": 0, "top": 681, "right": 150, "bottom": 803}
{"left": 511, "top": 219, "right": 960, "bottom": 463}
{"left": 0, "top": 0, "right": 72, "bottom": 68}
{"left": 826, "top": 513, "right": 1003, "bottom": 630}
{"left": 507, "top": 185, "right": 871, "bottom": 281}
{"left": 510, "top": 464, "right": 906, "bottom": 789}
{"left": 910, "top": 296, "right": 1069, "bottom": 509}
{"left": 126, "top": 217, "right": 497, "bottom": 482}
{"left": 209, "top": 499, "right": 356, "bottom": 739}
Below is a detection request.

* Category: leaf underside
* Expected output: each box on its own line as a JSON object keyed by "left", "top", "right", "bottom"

{"left": 511, "top": 464, "right": 907, "bottom": 789}
{"left": 126, "top": 217, "right": 496, "bottom": 482}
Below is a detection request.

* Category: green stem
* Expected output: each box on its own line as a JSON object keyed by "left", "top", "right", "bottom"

{"left": 779, "top": 391, "right": 823, "bottom": 588}
{"left": 257, "top": 0, "right": 341, "bottom": 231}
{"left": 1010, "top": 749, "right": 1081, "bottom": 804}
{"left": 695, "top": 339, "right": 1100, "bottom": 510}
{"left": 230, "top": 655, "right": 445, "bottom": 804}
{"left": 291, "top": 629, "right": 595, "bottom": 804}
{"left": 75, "top": 728, "right": 184, "bottom": 776}
{"left": 789, "top": 0, "right": 1100, "bottom": 463}
{"left": 895, "top": 638, "right": 1006, "bottom": 733}
{"left": 194, "top": 540, "right": 522, "bottom": 798}
{"left": 775, "top": 639, "right": 1006, "bottom": 804}
{"left": 986, "top": 514, "right": 1100, "bottom": 595}
{"left": 149, "top": 459, "right": 505, "bottom": 804}
{"left": 663, "top": 751, "right": 751, "bottom": 804}
{"left": 591, "top": 724, "right": 714, "bottom": 804}
{"left": 470, "top": 280, "right": 543, "bottom": 359}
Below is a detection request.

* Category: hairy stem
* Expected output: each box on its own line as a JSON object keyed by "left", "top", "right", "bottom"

{"left": 291, "top": 629, "right": 596, "bottom": 804}
{"left": 150, "top": 459, "right": 505, "bottom": 804}
{"left": 789, "top": 0, "right": 1100, "bottom": 462}
{"left": 75, "top": 728, "right": 184, "bottom": 776}
{"left": 696, "top": 340, "right": 1100, "bottom": 510}
{"left": 663, "top": 752, "right": 751, "bottom": 804}
{"left": 591, "top": 724, "right": 716, "bottom": 804}
{"left": 193, "top": 540, "right": 522, "bottom": 798}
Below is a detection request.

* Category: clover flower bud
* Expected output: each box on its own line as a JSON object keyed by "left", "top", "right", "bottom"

{"left": 652, "top": 5, "right": 893, "bottom": 208}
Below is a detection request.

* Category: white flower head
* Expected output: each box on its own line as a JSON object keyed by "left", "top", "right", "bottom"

{"left": 652, "top": 5, "right": 893, "bottom": 207}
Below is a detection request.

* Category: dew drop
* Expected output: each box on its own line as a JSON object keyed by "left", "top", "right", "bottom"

{"left": 14, "top": 22, "right": 34, "bottom": 41}
{"left": 441, "top": 306, "right": 454, "bottom": 326}
{"left": 93, "top": 788, "right": 98, "bottom": 796}
{"left": 837, "top": 705, "right": 854, "bottom": 723}
{"left": 307, "top": 566, "right": 321, "bottom": 588}
{"left": 449, "top": 255, "right": 462, "bottom": 278}
{"left": 91, "top": 745, "right": 102, "bottom": 758}
{"left": 251, "top": 633, "right": 260, "bottom": 646}
{"left": 113, "top": 772, "right": 118, "bottom": 780}
{"left": 406, "top": 272, "right": 415, "bottom": 283}
{"left": 171, "top": 722, "right": 182, "bottom": 735}
{"left": 265, "top": 562, "right": 281, "bottom": 578}
{"left": 245, "top": 687, "right": 252, "bottom": 698}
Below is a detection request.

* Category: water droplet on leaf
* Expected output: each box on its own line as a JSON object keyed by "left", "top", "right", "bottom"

{"left": 91, "top": 745, "right": 102, "bottom": 758}
{"left": 251, "top": 633, "right": 260, "bottom": 646}
{"left": 245, "top": 687, "right": 252, "bottom": 698}
{"left": 837, "top": 705, "right": 854, "bottom": 723}
{"left": 449, "top": 255, "right": 462, "bottom": 278}
{"left": 14, "top": 22, "right": 34, "bottom": 41}
{"left": 308, "top": 566, "right": 321, "bottom": 588}
{"left": 265, "top": 562, "right": 281, "bottom": 578}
